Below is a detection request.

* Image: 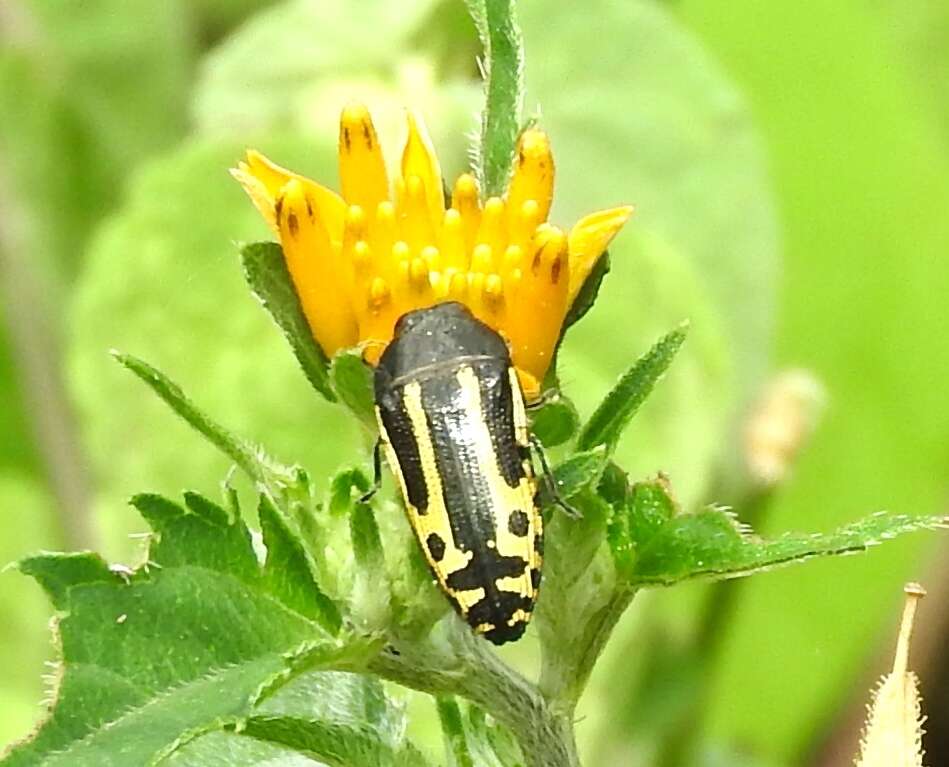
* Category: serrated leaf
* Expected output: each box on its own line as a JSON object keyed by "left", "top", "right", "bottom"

{"left": 18, "top": 552, "right": 118, "bottom": 611}
{"left": 114, "top": 352, "right": 296, "bottom": 490}
{"left": 330, "top": 350, "right": 376, "bottom": 428}
{"left": 576, "top": 325, "right": 687, "bottom": 454}
{"left": 241, "top": 241, "right": 335, "bottom": 402}
{"left": 529, "top": 396, "right": 580, "bottom": 448}
{"left": 2, "top": 490, "right": 362, "bottom": 767}
{"left": 611, "top": 480, "right": 949, "bottom": 586}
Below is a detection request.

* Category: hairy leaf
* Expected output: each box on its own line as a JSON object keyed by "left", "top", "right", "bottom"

{"left": 577, "top": 326, "right": 687, "bottom": 453}
{"left": 114, "top": 352, "right": 296, "bottom": 489}
{"left": 241, "top": 241, "right": 334, "bottom": 401}
{"left": 1, "top": 490, "right": 370, "bottom": 767}
{"left": 611, "top": 480, "right": 949, "bottom": 586}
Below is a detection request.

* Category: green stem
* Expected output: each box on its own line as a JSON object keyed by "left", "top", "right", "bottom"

{"left": 467, "top": 0, "right": 524, "bottom": 196}
{"left": 371, "top": 623, "right": 580, "bottom": 767}
{"left": 540, "top": 587, "right": 637, "bottom": 705}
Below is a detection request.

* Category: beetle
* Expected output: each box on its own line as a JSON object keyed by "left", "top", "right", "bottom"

{"left": 373, "top": 301, "right": 544, "bottom": 645}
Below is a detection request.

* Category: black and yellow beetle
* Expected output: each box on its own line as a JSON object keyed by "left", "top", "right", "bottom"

{"left": 373, "top": 301, "right": 544, "bottom": 645}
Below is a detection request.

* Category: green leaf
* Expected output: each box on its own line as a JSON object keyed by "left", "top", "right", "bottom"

{"left": 113, "top": 352, "right": 296, "bottom": 489}
{"left": 529, "top": 396, "right": 580, "bottom": 448}
{"left": 349, "top": 502, "right": 391, "bottom": 634}
{"left": 437, "top": 697, "right": 475, "bottom": 767}
{"left": 2, "top": 490, "right": 364, "bottom": 767}
{"left": 330, "top": 350, "right": 376, "bottom": 429}
{"left": 466, "top": 0, "right": 525, "bottom": 195}
{"left": 576, "top": 325, "right": 687, "bottom": 454}
{"left": 242, "top": 671, "right": 428, "bottom": 767}
{"left": 241, "top": 241, "right": 335, "bottom": 402}
{"left": 161, "top": 730, "right": 326, "bottom": 766}
{"left": 258, "top": 495, "right": 341, "bottom": 631}
{"left": 550, "top": 447, "right": 608, "bottom": 501}
{"left": 611, "top": 479, "right": 949, "bottom": 586}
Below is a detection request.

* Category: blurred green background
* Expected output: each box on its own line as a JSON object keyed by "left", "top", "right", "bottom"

{"left": 0, "top": 1, "right": 946, "bottom": 764}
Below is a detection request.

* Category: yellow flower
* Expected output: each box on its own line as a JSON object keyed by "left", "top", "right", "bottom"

{"left": 232, "top": 104, "right": 633, "bottom": 400}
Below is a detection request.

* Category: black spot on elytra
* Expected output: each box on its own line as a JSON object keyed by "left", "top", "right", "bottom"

{"left": 287, "top": 211, "right": 299, "bottom": 237}
{"left": 467, "top": 590, "right": 531, "bottom": 627}
{"left": 508, "top": 510, "right": 529, "bottom": 537}
{"left": 534, "top": 533, "right": 544, "bottom": 557}
{"left": 446, "top": 552, "right": 526, "bottom": 592}
{"left": 484, "top": 621, "right": 528, "bottom": 645}
{"left": 426, "top": 532, "right": 446, "bottom": 562}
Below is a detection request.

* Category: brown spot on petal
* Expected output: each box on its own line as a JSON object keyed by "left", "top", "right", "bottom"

{"left": 550, "top": 255, "right": 563, "bottom": 284}
{"left": 287, "top": 211, "right": 299, "bottom": 238}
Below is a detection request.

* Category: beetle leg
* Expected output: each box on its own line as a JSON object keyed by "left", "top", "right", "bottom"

{"left": 358, "top": 439, "right": 383, "bottom": 504}
{"left": 529, "top": 435, "right": 583, "bottom": 519}
{"left": 525, "top": 388, "right": 559, "bottom": 412}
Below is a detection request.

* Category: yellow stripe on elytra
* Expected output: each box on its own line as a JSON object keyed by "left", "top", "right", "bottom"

{"left": 398, "top": 382, "right": 487, "bottom": 616}
{"left": 509, "top": 367, "right": 530, "bottom": 449}
{"left": 454, "top": 367, "right": 538, "bottom": 602}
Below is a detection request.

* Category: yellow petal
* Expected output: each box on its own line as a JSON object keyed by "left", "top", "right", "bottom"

{"left": 505, "top": 225, "right": 569, "bottom": 389}
{"left": 241, "top": 150, "right": 346, "bottom": 244}
{"left": 855, "top": 584, "right": 927, "bottom": 767}
{"left": 338, "top": 103, "right": 389, "bottom": 215}
{"left": 566, "top": 205, "right": 634, "bottom": 304}
{"left": 401, "top": 110, "right": 445, "bottom": 227}
{"left": 230, "top": 164, "right": 279, "bottom": 235}
{"left": 507, "top": 128, "right": 554, "bottom": 226}
{"left": 276, "top": 179, "right": 358, "bottom": 355}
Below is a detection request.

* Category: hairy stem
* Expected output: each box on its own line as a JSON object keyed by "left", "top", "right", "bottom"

{"left": 371, "top": 622, "right": 580, "bottom": 767}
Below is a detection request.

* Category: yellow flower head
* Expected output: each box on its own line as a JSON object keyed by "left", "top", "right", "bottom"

{"left": 232, "top": 104, "right": 632, "bottom": 400}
